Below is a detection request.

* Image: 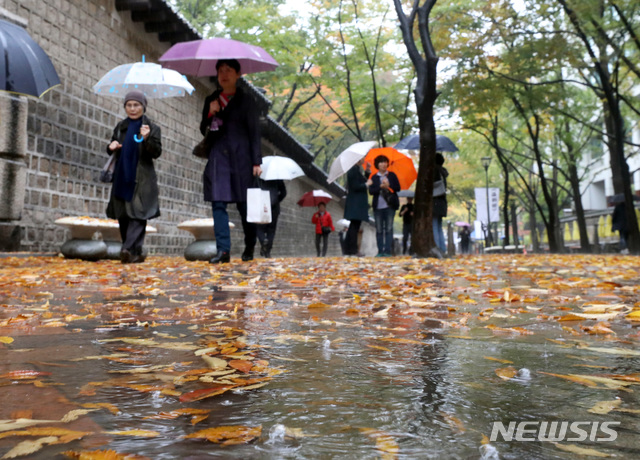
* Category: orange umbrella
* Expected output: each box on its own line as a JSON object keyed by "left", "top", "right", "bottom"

{"left": 362, "top": 147, "right": 417, "bottom": 190}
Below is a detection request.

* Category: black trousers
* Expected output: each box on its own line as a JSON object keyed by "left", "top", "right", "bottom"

{"left": 256, "top": 203, "right": 280, "bottom": 252}
{"left": 402, "top": 223, "right": 412, "bottom": 254}
{"left": 118, "top": 217, "right": 146, "bottom": 255}
{"left": 345, "top": 219, "right": 362, "bottom": 255}
{"left": 315, "top": 233, "right": 329, "bottom": 257}
{"left": 235, "top": 201, "right": 257, "bottom": 251}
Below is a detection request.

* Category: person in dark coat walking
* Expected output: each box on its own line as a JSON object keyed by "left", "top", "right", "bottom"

{"left": 611, "top": 202, "right": 629, "bottom": 252}
{"left": 399, "top": 196, "right": 414, "bottom": 254}
{"left": 106, "top": 90, "right": 162, "bottom": 264}
{"left": 432, "top": 153, "right": 449, "bottom": 254}
{"left": 199, "top": 59, "right": 262, "bottom": 264}
{"left": 459, "top": 225, "right": 471, "bottom": 254}
{"left": 343, "top": 159, "right": 370, "bottom": 255}
{"left": 367, "top": 155, "right": 401, "bottom": 256}
{"left": 257, "top": 179, "right": 287, "bottom": 258}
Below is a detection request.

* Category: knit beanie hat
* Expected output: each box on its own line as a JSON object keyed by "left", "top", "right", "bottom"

{"left": 124, "top": 90, "right": 147, "bottom": 112}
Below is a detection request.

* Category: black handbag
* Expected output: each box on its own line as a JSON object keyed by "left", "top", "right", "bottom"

{"left": 381, "top": 189, "right": 399, "bottom": 209}
{"left": 321, "top": 226, "right": 332, "bottom": 235}
{"left": 99, "top": 154, "right": 116, "bottom": 183}
{"left": 193, "top": 128, "right": 214, "bottom": 159}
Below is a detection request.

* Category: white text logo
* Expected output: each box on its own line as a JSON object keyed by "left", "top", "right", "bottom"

{"left": 490, "top": 421, "right": 620, "bottom": 442}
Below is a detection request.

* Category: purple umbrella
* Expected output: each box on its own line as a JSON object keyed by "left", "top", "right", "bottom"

{"left": 158, "top": 38, "right": 279, "bottom": 77}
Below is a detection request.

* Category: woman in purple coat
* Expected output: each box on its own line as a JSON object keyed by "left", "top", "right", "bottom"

{"left": 199, "top": 59, "right": 262, "bottom": 264}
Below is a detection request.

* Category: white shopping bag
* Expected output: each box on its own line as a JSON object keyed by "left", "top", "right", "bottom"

{"left": 246, "top": 188, "right": 272, "bottom": 224}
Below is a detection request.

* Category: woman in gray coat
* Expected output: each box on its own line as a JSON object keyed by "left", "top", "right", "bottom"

{"left": 106, "top": 90, "right": 162, "bottom": 264}
{"left": 343, "top": 159, "right": 370, "bottom": 255}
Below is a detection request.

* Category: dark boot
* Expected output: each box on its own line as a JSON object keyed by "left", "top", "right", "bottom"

{"left": 120, "top": 248, "right": 132, "bottom": 264}
{"left": 241, "top": 247, "right": 254, "bottom": 261}
{"left": 130, "top": 247, "right": 146, "bottom": 263}
{"left": 210, "top": 251, "right": 230, "bottom": 264}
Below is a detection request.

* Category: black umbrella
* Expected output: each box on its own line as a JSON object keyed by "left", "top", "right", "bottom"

{"left": 610, "top": 193, "right": 640, "bottom": 204}
{"left": 395, "top": 134, "right": 459, "bottom": 152}
{"left": 0, "top": 19, "right": 60, "bottom": 98}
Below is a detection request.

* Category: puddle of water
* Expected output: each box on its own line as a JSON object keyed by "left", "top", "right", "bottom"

{"left": 0, "top": 255, "right": 639, "bottom": 459}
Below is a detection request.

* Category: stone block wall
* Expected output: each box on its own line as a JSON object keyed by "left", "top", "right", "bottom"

{"left": 0, "top": 0, "right": 366, "bottom": 257}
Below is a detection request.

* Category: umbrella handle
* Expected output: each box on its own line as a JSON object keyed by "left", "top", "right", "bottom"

{"left": 134, "top": 134, "right": 144, "bottom": 143}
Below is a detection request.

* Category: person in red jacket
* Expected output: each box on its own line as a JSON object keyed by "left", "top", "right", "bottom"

{"left": 312, "top": 202, "right": 334, "bottom": 257}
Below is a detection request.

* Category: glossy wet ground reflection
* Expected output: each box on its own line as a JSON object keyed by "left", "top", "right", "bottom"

{"left": 0, "top": 254, "right": 639, "bottom": 459}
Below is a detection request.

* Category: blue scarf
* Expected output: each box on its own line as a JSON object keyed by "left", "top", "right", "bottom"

{"left": 113, "top": 118, "right": 142, "bottom": 202}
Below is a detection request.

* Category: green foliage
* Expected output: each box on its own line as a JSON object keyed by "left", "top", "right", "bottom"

{"left": 172, "top": 0, "right": 418, "bottom": 169}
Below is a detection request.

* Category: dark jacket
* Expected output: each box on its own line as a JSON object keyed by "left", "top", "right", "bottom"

{"left": 400, "top": 203, "right": 414, "bottom": 226}
{"left": 433, "top": 166, "right": 449, "bottom": 218}
{"left": 368, "top": 171, "right": 401, "bottom": 211}
{"left": 260, "top": 179, "right": 287, "bottom": 206}
{"left": 344, "top": 164, "right": 369, "bottom": 221}
{"left": 199, "top": 87, "right": 262, "bottom": 203}
{"left": 106, "top": 115, "right": 162, "bottom": 220}
{"left": 611, "top": 202, "right": 627, "bottom": 233}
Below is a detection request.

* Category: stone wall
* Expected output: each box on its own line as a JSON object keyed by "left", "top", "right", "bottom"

{"left": 0, "top": 0, "right": 374, "bottom": 257}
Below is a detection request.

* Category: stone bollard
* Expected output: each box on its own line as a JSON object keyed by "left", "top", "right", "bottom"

{"left": 178, "top": 218, "right": 235, "bottom": 261}
{"left": 55, "top": 217, "right": 156, "bottom": 260}
{"left": 0, "top": 93, "right": 28, "bottom": 251}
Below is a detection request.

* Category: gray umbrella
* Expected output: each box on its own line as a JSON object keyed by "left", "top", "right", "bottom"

{"left": 397, "top": 190, "right": 415, "bottom": 198}
{"left": 0, "top": 19, "right": 60, "bottom": 98}
{"left": 395, "top": 134, "right": 458, "bottom": 152}
{"left": 610, "top": 193, "right": 640, "bottom": 204}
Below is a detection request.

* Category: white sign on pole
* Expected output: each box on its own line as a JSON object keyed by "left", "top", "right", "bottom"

{"left": 475, "top": 187, "right": 500, "bottom": 224}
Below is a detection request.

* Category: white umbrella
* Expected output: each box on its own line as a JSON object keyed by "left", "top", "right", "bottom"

{"left": 336, "top": 218, "right": 351, "bottom": 229}
{"left": 327, "top": 141, "right": 376, "bottom": 184}
{"left": 93, "top": 60, "right": 195, "bottom": 98}
{"left": 259, "top": 156, "right": 305, "bottom": 181}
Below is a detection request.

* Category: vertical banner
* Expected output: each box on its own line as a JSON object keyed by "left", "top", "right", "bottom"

{"left": 475, "top": 187, "right": 500, "bottom": 224}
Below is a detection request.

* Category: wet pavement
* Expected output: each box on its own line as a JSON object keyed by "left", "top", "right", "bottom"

{"left": 0, "top": 253, "right": 639, "bottom": 459}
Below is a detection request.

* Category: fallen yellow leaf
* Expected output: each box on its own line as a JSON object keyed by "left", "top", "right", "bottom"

{"left": 359, "top": 428, "right": 399, "bottom": 459}
{"left": 184, "top": 425, "right": 262, "bottom": 445}
{"left": 2, "top": 436, "right": 58, "bottom": 459}
{"left": 588, "top": 400, "right": 622, "bottom": 415}
{"left": 105, "top": 429, "right": 160, "bottom": 438}
{"left": 495, "top": 367, "right": 518, "bottom": 380}
{"left": 201, "top": 355, "right": 228, "bottom": 370}
{"left": 62, "top": 449, "right": 149, "bottom": 459}
{"left": 484, "top": 356, "right": 514, "bottom": 364}
{"left": 0, "top": 427, "right": 92, "bottom": 441}
{"left": 367, "top": 345, "right": 392, "bottom": 352}
{"left": 553, "top": 442, "right": 611, "bottom": 457}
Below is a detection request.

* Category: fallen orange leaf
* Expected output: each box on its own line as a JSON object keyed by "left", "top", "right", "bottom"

{"left": 62, "top": 449, "right": 150, "bottom": 459}
{"left": 484, "top": 356, "right": 513, "bottom": 364}
{"left": 184, "top": 425, "right": 262, "bottom": 445}
{"left": 179, "top": 385, "right": 237, "bottom": 403}
{"left": 228, "top": 360, "right": 253, "bottom": 373}
{"left": 495, "top": 367, "right": 518, "bottom": 380}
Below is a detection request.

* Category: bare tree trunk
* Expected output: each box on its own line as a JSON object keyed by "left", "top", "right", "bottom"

{"left": 567, "top": 161, "right": 591, "bottom": 252}
{"left": 512, "top": 94, "right": 562, "bottom": 252}
{"left": 529, "top": 185, "right": 540, "bottom": 252}
{"left": 510, "top": 201, "right": 519, "bottom": 249}
{"left": 557, "top": 0, "right": 640, "bottom": 253}
{"left": 496, "top": 150, "right": 510, "bottom": 246}
{"left": 394, "top": 0, "right": 440, "bottom": 257}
